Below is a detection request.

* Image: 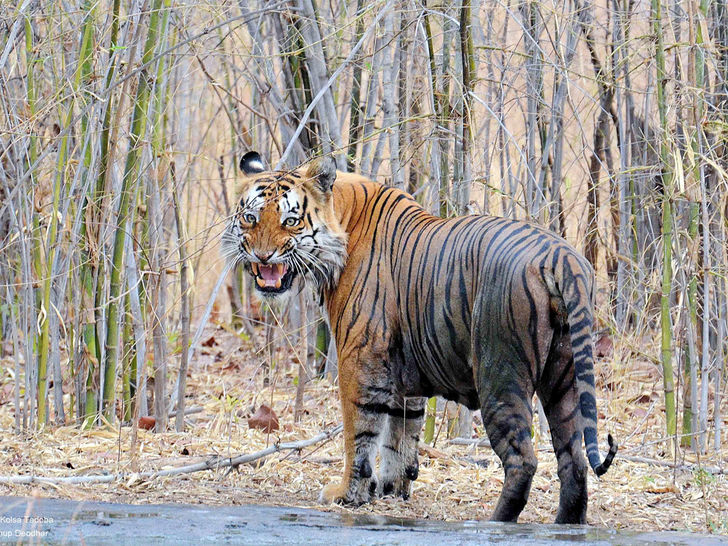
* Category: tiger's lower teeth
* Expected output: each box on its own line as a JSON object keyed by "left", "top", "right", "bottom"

{"left": 255, "top": 275, "right": 284, "bottom": 289}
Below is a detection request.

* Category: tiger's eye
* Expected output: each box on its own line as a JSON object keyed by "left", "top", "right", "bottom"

{"left": 284, "top": 217, "right": 300, "bottom": 227}
{"left": 243, "top": 213, "right": 256, "bottom": 225}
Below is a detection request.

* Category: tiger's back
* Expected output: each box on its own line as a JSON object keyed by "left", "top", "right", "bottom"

{"left": 329, "top": 180, "right": 595, "bottom": 404}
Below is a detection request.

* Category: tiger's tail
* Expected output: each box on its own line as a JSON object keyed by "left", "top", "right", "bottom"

{"left": 549, "top": 260, "right": 618, "bottom": 477}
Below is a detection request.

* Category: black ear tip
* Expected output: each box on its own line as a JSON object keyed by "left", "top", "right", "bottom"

{"left": 240, "top": 151, "right": 265, "bottom": 175}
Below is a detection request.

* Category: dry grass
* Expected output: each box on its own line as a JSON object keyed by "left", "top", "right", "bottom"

{"left": 0, "top": 323, "right": 726, "bottom": 534}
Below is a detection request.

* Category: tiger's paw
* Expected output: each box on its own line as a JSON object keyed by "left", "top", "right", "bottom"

{"left": 378, "top": 460, "right": 417, "bottom": 500}
{"left": 378, "top": 475, "right": 413, "bottom": 500}
{"left": 319, "top": 480, "right": 374, "bottom": 506}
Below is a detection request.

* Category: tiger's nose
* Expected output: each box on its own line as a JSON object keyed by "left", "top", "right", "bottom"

{"left": 255, "top": 252, "right": 274, "bottom": 263}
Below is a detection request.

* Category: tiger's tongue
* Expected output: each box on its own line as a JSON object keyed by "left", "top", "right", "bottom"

{"left": 258, "top": 264, "right": 286, "bottom": 287}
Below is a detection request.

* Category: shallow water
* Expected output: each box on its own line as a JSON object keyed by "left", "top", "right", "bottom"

{"left": 0, "top": 496, "right": 724, "bottom": 545}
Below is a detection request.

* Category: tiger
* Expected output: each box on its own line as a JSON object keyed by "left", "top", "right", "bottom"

{"left": 222, "top": 151, "right": 617, "bottom": 524}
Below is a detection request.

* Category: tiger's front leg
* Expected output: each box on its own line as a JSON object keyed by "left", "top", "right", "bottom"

{"left": 377, "top": 397, "right": 425, "bottom": 499}
{"left": 320, "top": 357, "right": 391, "bottom": 506}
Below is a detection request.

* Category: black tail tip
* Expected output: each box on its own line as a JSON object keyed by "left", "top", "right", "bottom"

{"left": 594, "top": 434, "right": 618, "bottom": 477}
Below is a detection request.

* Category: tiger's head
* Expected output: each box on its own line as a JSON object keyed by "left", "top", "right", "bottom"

{"left": 221, "top": 152, "right": 348, "bottom": 300}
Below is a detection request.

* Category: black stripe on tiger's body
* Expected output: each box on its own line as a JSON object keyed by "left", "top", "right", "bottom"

{"left": 223, "top": 153, "right": 617, "bottom": 524}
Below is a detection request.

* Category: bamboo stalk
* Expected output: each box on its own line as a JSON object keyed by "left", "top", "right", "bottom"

{"left": 173, "top": 162, "right": 191, "bottom": 433}
{"left": 23, "top": 11, "right": 39, "bottom": 432}
{"left": 652, "top": 0, "right": 677, "bottom": 444}
{"left": 458, "top": 0, "right": 475, "bottom": 214}
{"left": 71, "top": 0, "right": 106, "bottom": 429}
{"left": 372, "top": 7, "right": 401, "bottom": 184}
{"left": 151, "top": 0, "right": 173, "bottom": 434}
{"left": 698, "top": 151, "right": 711, "bottom": 453}
{"left": 36, "top": 132, "right": 61, "bottom": 426}
{"left": 37, "top": 1, "right": 97, "bottom": 426}
{"left": 346, "top": 0, "right": 365, "bottom": 169}
{"left": 314, "top": 320, "right": 329, "bottom": 377}
{"left": 683, "top": 202, "right": 700, "bottom": 449}
{"left": 422, "top": 5, "right": 454, "bottom": 216}
{"left": 324, "top": 336, "right": 338, "bottom": 380}
{"left": 359, "top": 12, "right": 388, "bottom": 177}
{"left": 687, "top": 0, "right": 712, "bottom": 453}
{"left": 440, "top": 8, "right": 455, "bottom": 216}
{"left": 124, "top": 232, "right": 148, "bottom": 418}
{"left": 398, "top": 5, "right": 413, "bottom": 192}
{"left": 613, "top": 0, "right": 632, "bottom": 325}
{"left": 714, "top": 227, "right": 725, "bottom": 451}
{"left": 122, "top": 294, "right": 133, "bottom": 423}
{"left": 420, "top": 7, "right": 441, "bottom": 213}
{"left": 423, "top": 396, "right": 438, "bottom": 444}
{"left": 102, "top": 0, "right": 164, "bottom": 422}
{"left": 282, "top": 4, "right": 318, "bottom": 154}
{"left": 23, "top": 15, "right": 36, "bottom": 190}
{"left": 520, "top": 0, "right": 543, "bottom": 218}
{"left": 8, "top": 286, "right": 22, "bottom": 433}
{"left": 294, "top": 292, "right": 309, "bottom": 423}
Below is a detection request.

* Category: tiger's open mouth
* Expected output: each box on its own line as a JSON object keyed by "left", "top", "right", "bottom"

{"left": 249, "top": 262, "right": 296, "bottom": 294}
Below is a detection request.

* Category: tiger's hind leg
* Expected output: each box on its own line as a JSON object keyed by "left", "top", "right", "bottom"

{"left": 538, "top": 330, "right": 588, "bottom": 524}
{"left": 479, "top": 372, "right": 538, "bottom": 522}
{"left": 377, "top": 396, "right": 426, "bottom": 499}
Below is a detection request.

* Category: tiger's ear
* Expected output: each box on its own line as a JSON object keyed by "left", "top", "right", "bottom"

{"left": 305, "top": 156, "right": 336, "bottom": 194}
{"left": 240, "top": 151, "right": 265, "bottom": 175}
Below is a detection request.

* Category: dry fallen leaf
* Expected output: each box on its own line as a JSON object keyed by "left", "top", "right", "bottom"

{"left": 138, "top": 416, "right": 155, "bottom": 430}
{"left": 644, "top": 484, "right": 679, "bottom": 494}
{"left": 595, "top": 334, "right": 614, "bottom": 358}
{"left": 248, "top": 404, "right": 279, "bottom": 433}
{"left": 202, "top": 335, "right": 217, "bottom": 347}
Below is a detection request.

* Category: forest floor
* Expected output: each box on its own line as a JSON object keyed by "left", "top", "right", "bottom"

{"left": 0, "top": 321, "right": 727, "bottom": 535}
